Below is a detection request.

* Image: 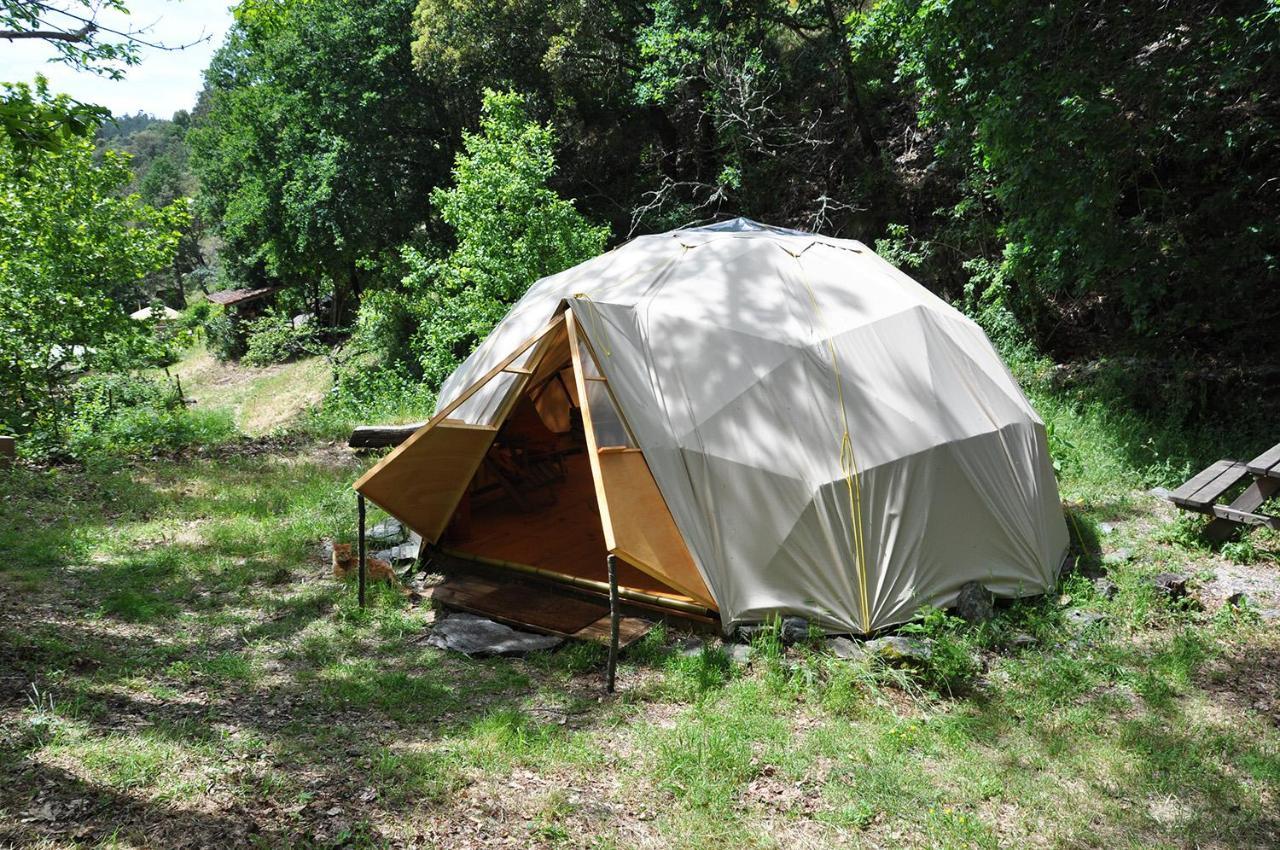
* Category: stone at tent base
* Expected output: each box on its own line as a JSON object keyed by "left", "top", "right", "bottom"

{"left": 679, "top": 637, "right": 705, "bottom": 658}
{"left": 1152, "top": 573, "right": 1188, "bottom": 600}
{"left": 954, "top": 581, "right": 995, "bottom": 624}
{"left": 733, "top": 617, "right": 810, "bottom": 644}
{"left": 865, "top": 636, "right": 933, "bottom": 666}
{"left": 373, "top": 541, "right": 420, "bottom": 565}
{"left": 1102, "top": 548, "right": 1135, "bottom": 567}
{"left": 724, "top": 643, "right": 753, "bottom": 665}
{"left": 426, "top": 613, "right": 562, "bottom": 657}
{"left": 1009, "top": 631, "right": 1037, "bottom": 649}
{"left": 1065, "top": 609, "right": 1106, "bottom": 628}
{"left": 367, "top": 518, "right": 405, "bottom": 544}
{"left": 1093, "top": 577, "right": 1119, "bottom": 600}
{"left": 826, "top": 636, "right": 869, "bottom": 661}
{"left": 780, "top": 616, "right": 810, "bottom": 644}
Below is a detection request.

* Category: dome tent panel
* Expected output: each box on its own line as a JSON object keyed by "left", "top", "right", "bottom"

{"left": 372, "top": 220, "right": 1067, "bottom": 634}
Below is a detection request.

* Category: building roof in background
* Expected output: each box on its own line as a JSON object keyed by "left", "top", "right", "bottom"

{"left": 205, "top": 286, "right": 279, "bottom": 307}
{"left": 130, "top": 305, "right": 183, "bottom": 321}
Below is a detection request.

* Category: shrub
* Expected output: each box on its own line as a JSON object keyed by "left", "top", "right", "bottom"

{"left": 204, "top": 306, "right": 246, "bottom": 362}
{"left": 55, "top": 372, "right": 236, "bottom": 458}
{"left": 242, "top": 311, "right": 322, "bottom": 366}
{"left": 402, "top": 90, "right": 609, "bottom": 388}
{"left": 66, "top": 406, "right": 236, "bottom": 457}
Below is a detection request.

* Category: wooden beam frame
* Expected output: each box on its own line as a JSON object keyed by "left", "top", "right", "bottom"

{"left": 567, "top": 311, "right": 716, "bottom": 609}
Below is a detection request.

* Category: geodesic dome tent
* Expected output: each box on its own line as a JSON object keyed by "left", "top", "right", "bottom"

{"left": 355, "top": 219, "right": 1069, "bottom": 634}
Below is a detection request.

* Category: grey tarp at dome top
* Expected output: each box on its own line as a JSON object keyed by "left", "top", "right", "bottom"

{"left": 436, "top": 219, "right": 1069, "bottom": 633}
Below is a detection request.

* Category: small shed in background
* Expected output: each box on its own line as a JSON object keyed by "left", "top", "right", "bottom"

{"left": 205, "top": 286, "right": 279, "bottom": 319}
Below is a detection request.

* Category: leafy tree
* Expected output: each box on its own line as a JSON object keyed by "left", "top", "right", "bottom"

{"left": 99, "top": 111, "right": 205, "bottom": 309}
{"left": 410, "top": 0, "right": 894, "bottom": 235}
{"left": 189, "top": 0, "right": 460, "bottom": 326}
{"left": 396, "top": 90, "right": 608, "bottom": 385}
{"left": 866, "top": 0, "right": 1280, "bottom": 357}
{"left": 0, "top": 134, "right": 188, "bottom": 437}
{"left": 0, "top": 76, "right": 108, "bottom": 156}
{"left": 1, "top": 1, "right": 202, "bottom": 154}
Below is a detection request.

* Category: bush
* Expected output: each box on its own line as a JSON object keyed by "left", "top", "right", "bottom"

{"left": 54, "top": 372, "right": 237, "bottom": 458}
{"left": 242, "top": 311, "right": 322, "bottom": 366}
{"left": 401, "top": 90, "right": 609, "bottom": 388}
{"left": 204, "top": 307, "right": 246, "bottom": 362}
{"left": 306, "top": 351, "right": 436, "bottom": 440}
{"left": 66, "top": 406, "right": 236, "bottom": 457}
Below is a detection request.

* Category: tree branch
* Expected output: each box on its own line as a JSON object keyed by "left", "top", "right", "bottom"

{"left": 0, "top": 24, "right": 94, "bottom": 43}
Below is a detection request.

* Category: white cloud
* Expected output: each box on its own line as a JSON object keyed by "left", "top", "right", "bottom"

{"left": 0, "top": 0, "right": 235, "bottom": 119}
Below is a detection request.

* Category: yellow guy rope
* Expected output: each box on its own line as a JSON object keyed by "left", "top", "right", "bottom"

{"left": 791, "top": 251, "right": 873, "bottom": 633}
{"left": 572, "top": 292, "right": 612, "bottom": 357}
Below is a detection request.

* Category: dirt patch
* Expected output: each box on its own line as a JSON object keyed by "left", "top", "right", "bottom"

{"left": 1198, "top": 631, "right": 1280, "bottom": 727}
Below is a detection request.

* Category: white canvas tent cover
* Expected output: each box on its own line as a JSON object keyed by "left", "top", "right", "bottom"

{"left": 365, "top": 219, "right": 1068, "bottom": 633}
{"left": 130, "top": 305, "right": 182, "bottom": 321}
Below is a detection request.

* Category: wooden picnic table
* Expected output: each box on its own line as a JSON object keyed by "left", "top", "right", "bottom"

{"left": 1167, "top": 441, "right": 1280, "bottom": 540}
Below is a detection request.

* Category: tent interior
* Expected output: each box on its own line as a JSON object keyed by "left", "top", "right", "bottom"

{"left": 356, "top": 310, "right": 717, "bottom": 620}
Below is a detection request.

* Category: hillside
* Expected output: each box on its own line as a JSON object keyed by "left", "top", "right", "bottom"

{"left": 165, "top": 344, "right": 332, "bottom": 437}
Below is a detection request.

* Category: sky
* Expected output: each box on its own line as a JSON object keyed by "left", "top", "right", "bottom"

{"left": 0, "top": 0, "right": 236, "bottom": 119}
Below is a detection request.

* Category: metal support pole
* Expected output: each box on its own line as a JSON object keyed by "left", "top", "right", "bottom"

{"left": 357, "top": 493, "right": 367, "bottom": 608}
{"left": 606, "top": 553, "right": 619, "bottom": 693}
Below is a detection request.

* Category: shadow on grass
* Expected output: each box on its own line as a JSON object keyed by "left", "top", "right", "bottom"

{"left": 0, "top": 761, "right": 312, "bottom": 849}
{"left": 945, "top": 630, "right": 1280, "bottom": 848}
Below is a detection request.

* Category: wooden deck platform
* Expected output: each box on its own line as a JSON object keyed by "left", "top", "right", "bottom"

{"left": 445, "top": 452, "right": 695, "bottom": 603}
{"left": 430, "top": 571, "right": 655, "bottom": 647}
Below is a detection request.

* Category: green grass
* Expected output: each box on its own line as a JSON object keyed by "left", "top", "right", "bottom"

{"left": 164, "top": 340, "right": 333, "bottom": 436}
{"left": 1, "top": 361, "right": 1279, "bottom": 847}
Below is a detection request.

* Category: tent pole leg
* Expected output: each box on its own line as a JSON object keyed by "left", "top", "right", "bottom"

{"left": 357, "top": 493, "right": 367, "bottom": 609}
{"left": 606, "top": 553, "right": 619, "bottom": 693}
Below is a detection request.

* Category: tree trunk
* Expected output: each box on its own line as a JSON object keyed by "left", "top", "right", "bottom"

{"left": 821, "top": 0, "right": 878, "bottom": 159}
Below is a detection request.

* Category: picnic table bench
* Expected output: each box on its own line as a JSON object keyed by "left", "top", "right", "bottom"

{"left": 1165, "top": 442, "right": 1280, "bottom": 540}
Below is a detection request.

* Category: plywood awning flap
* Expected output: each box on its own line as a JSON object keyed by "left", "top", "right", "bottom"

{"left": 356, "top": 422, "right": 498, "bottom": 542}
{"left": 354, "top": 314, "right": 566, "bottom": 540}
{"left": 598, "top": 449, "right": 717, "bottom": 609}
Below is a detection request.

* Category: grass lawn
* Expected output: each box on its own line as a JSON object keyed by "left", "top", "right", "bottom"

{"left": 164, "top": 343, "right": 333, "bottom": 437}
{"left": 1, "top": 376, "right": 1278, "bottom": 847}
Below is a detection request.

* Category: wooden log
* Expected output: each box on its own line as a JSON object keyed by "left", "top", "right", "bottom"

{"left": 0, "top": 435, "right": 13, "bottom": 468}
{"left": 348, "top": 423, "right": 426, "bottom": 448}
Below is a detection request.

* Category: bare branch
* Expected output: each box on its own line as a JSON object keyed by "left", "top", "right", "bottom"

{"left": 0, "top": 24, "right": 93, "bottom": 42}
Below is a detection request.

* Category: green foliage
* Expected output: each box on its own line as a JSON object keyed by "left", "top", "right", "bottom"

{"left": 202, "top": 306, "right": 247, "bottom": 363}
{"left": 868, "top": 0, "right": 1280, "bottom": 358}
{"left": 0, "top": 132, "right": 188, "bottom": 438}
{"left": 242, "top": 312, "right": 323, "bottom": 367}
{"left": 0, "top": 77, "right": 110, "bottom": 157}
{"left": 59, "top": 373, "right": 236, "bottom": 459}
{"left": 189, "top": 0, "right": 456, "bottom": 323}
{"left": 897, "top": 606, "right": 979, "bottom": 696}
{"left": 402, "top": 89, "right": 608, "bottom": 386}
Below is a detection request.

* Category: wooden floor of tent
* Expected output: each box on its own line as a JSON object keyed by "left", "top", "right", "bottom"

{"left": 444, "top": 452, "right": 697, "bottom": 604}
{"left": 430, "top": 571, "right": 656, "bottom": 646}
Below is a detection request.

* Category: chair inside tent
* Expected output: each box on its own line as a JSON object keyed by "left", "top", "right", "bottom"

{"left": 354, "top": 308, "right": 717, "bottom": 635}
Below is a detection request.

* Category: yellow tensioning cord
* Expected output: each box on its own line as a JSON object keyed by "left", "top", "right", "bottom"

{"left": 573, "top": 292, "right": 612, "bottom": 357}
{"left": 791, "top": 252, "right": 873, "bottom": 633}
